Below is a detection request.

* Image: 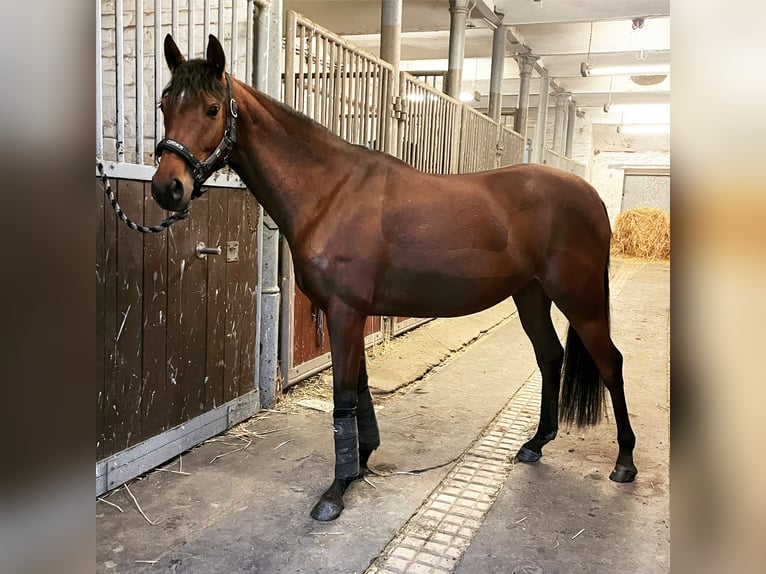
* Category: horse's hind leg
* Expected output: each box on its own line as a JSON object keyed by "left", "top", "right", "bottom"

{"left": 551, "top": 263, "right": 637, "bottom": 483}
{"left": 513, "top": 280, "right": 565, "bottom": 463}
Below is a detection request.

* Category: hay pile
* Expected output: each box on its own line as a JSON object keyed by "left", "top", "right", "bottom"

{"left": 612, "top": 207, "right": 670, "bottom": 260}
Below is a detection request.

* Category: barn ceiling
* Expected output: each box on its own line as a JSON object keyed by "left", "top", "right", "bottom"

{"left": 283, "top": 0, "right": 671, "bottom": 127}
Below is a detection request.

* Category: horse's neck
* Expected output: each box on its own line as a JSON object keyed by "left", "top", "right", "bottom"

{"left": 229, "top": 83, "right": 353, "bottom": 244}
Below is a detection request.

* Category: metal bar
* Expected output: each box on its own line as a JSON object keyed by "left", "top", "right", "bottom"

{"left": 115, "top": 0, "right": 125, "bottom": 162}
{"left": 96, "top": 0, "right": 103, "bottom": 159}
{"left": 245, "top": 0, "right": 253, "bottom": 84}
{"left": 204, "top": 0, "right": 210, "bottom": 40}
{"left": 218, "top": 0, "right": 224, "bottom": 43}
{"left": 230, "top": 0, "right": 238, "bottom": 73}
{"left": 321, "top": 35, "right": 329, "bottom": 126}
{"left": 370, "top": 62, "right": 379, "bottom": 148}
{"left": 361, "top": 56, "right": 370, "bottom": 146}
{"left": 155, "top": 0, "right": 163, "bottom": 155}
{"left": 253, "top": 0, "right": 269, "bottom": 90}
{"left": 188, "top": 0, "right": 195, "bottom": 57}
{"left": 98, "top": 161, "right": 247, "bottom": 186}
{"left": 97, "top": 390, "right": 260, "bottom": 495}
{"left": 297, "top": 24, "right": 306, "bottom": 112}
{"left": 339, "top": 44, "right": 348, "bottom": 139}
{"left": 330, "top": 40, "right": 339, "bottom": 135}
{"left": 136, "top": 1, "right": 145, "bottom": 163}
{"left": 284, "top": 10, "right": 296, "bottom": 106}
{"left": 172, "top": 0, "right": 179, "bottom": 40}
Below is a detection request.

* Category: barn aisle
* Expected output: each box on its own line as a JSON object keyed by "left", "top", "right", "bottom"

{"left": 97, "top": 258, "right": 669, "bottom": 574}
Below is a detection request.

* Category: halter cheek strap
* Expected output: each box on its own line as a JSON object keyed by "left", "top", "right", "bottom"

{"left": 155, "top": 73, "right": 238, "bottom": 198}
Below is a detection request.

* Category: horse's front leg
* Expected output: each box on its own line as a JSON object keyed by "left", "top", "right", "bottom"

{"left": 310, "top": 300, "right": 367, "bottom": 521}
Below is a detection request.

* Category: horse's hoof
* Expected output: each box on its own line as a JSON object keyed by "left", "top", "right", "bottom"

{"left": 516, "top": 447, "right": 542, "bottom": 463}
{"left": 310, "top": 497, "right": 344, "bottom": 521}
{"left": 609, "top": 464, "right": 637, "bottom": 483}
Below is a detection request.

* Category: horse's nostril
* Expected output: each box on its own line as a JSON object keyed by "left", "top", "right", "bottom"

{"left": 169, "top": 178, "right": 184, "bottom": 203}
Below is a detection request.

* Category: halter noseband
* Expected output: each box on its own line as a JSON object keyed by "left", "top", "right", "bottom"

{"left": 155, "top": 73, "right": 238, "bottom": 198}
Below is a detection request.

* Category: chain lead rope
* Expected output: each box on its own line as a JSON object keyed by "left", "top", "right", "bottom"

{"left": 98, "top": 161, "right": 189, "bottom": 233}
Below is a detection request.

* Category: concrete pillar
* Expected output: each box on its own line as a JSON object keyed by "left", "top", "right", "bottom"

{"left": 487, "top": 16, "right": 506, "bottom": 122}
{"left": 532, "top": 74, "right": 550, "bottom": 163}
{"left": 565, "top": 99, "right": 576, "bottom": 158}
{"left": 552, "top": 93, "right": 569, "bottom": 155}
{"left": 445, "top": 0, "right": 469, "bottom": 98}
{"left": 513, "top": 53, "right": 538, "bottom": 137}
{"left": 380, "top": 0, "right": 402, "bottom": 73}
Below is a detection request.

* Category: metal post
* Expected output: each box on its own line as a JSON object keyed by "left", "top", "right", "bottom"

{"left": 532, "top": 74, "right": 549, "bottom": 163}
{"left": 565, "top": 99, "right": 576, "bottom": 158}
{"left": 251, "top": 0, "right": 283, "bottom": 409}
{"left": 380, "top": 0, "right": 401, "bottom": 72}
{"left": 96, "top": 0, "right": 103, "bottom": 159}
{"left": 380, "top": 0, "right": 402, "bottom": 155}
{"left": 487, "top": 13, "right": 506, "bottom": 122}
{"left": 445, "top": 0, "right": 469, "bottom": 98}
{"left": 513, "top": 53, "right": 538, "bottom": 138}
{"left": 552, "top": 93, "right": 568, "bottom": 155}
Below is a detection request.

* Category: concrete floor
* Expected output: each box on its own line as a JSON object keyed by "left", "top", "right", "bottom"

{"left": 97, "top": 259, "right": 669, "bottom": 574}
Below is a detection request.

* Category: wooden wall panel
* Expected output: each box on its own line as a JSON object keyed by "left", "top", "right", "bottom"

{"left": 97, "top": 180, "right": 260, "bottom": 460}
{"left": 205, "top": 191, "right": 228, "bottom": 410}
{"left": 114, "top": 180, "right": 145, "bottom": 451}
{"left": 101, "top": 178, "right": 118, "bottom": 456}
{"left": 96, "top": 182, "right": 106, "bottom": 460}
{"left": 141, "top": 182, "right": 169, "bottom": 440}
{"left": 223, "top": 192, "right": 245, "bottom": 403}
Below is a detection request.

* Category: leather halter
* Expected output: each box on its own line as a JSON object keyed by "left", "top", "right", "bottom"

{"left": 155, "top": 73, "right": 238, "bottom": 198}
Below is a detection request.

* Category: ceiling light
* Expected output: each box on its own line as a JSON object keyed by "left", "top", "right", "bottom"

{"left": 617, "top": 124, "right": 670, "bottom": 135}
{"left": 581, "top": 63, "right": 670, "bottom": 77}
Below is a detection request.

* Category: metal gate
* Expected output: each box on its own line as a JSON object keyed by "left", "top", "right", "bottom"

{"left": 96, "top": 0, "right": 260, "bottom": 495}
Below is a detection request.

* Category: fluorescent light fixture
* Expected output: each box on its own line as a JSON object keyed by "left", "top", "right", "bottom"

{"left": 581, "top": 63, "right": 670, "bottom": 77}
{"left": 617, "top": 124, "right": 670, "bottom": 135}
{"left": 459, "top": 92, "right": 474, "bottom": 102}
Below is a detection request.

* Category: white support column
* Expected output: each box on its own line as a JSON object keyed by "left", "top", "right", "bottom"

{"left": 513, "top": 53, "right": 538, "bottom": 139}
{"left": 552, "top": 93, "right": 569, "bottom": 155}
{"left": 565, "top": 98, "right": 576, "bottom": 158}
{"left": 532, "top": 74, "right": 550, "bottom": 163}
{"left": 445, "top": 0, "right": 469, "bottom": 98}
{"left": 487, "top": 12, "right": 506, "bottom": 122}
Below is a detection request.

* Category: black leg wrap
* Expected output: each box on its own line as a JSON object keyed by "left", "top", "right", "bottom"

{"left": 356, "top": 387, "right": 380, "bottom": 451}
{"left": 333, "top": 417, "right": 360, "bottom": 479}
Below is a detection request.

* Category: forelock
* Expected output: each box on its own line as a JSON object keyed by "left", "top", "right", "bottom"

{"left": 162, "top": 60, "right": 226, "bottom": 104}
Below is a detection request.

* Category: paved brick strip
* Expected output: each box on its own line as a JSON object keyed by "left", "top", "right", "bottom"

{"left": 365, "top": 372, "right": 543, "bottom": 574}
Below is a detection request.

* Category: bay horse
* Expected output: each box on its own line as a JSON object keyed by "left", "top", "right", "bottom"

{"left": 152, "top": 35, "right": 637, "bottom": 521}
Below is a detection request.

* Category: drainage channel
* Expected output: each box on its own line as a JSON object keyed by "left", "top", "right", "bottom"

{"left": 366, "top": 371, "right": 543, "bottom": 574}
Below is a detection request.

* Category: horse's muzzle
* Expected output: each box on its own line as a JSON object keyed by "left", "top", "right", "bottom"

{"left": 151, "top": 177, "right": 187, "bottom": 212}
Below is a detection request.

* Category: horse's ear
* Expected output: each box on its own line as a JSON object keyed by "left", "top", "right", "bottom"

{"left": 206, "top": 34, "right": 226, "bottom": 78}
{"left": 164, "top": 34, "right": 185, "bottom": 72}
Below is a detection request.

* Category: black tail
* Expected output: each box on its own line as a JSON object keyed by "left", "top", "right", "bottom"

{"left": 559, "top": 256, "right": 610, "bottom": 427}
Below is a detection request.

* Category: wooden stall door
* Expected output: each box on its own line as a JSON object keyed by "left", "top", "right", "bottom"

{"left": 97, "top": 179, "right": 259, "bottom": 460}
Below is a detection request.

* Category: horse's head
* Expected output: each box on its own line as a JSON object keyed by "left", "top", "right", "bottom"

{"left": 151, "top": 34, "right": 235, "bottom": 212}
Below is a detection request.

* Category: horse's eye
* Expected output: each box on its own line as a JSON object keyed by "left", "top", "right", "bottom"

{"left": 207, "top": 104, "right": 220, "bottom": 117}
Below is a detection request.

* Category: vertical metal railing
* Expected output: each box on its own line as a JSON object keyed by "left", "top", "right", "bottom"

{"left": 459, "top": 105, "right": 500, "bottom": 173}
{"left": 398, "top": 73, "right": 462, "bottom": 174}
{"left": 498, "top": 125, "right": 525, "bottom": 167}
{"left": 283, "top": 11, "right": 394, "bottom": 152}
{"left": 97, "top": 0, "right": 252, "bottom": 168}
